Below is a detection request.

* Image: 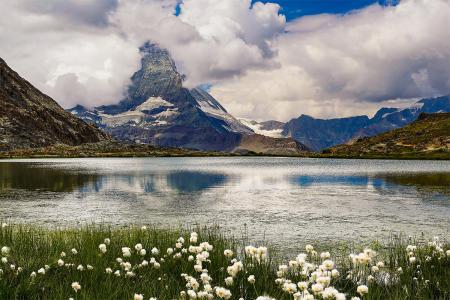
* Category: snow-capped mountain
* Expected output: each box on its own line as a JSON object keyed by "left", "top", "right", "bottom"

{"left": 69, "top": 43, "right": 253, "bottom": 151}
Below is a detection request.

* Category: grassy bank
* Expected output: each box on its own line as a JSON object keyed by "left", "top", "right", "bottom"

{"left": 0, "top": 224, "right": 449, "bottom": 300}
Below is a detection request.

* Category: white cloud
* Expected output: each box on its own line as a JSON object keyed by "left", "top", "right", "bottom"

{"left": 1, "top": 0, "right": 449, "bottom": 120}
{"left": 0, "top": 0, "right": 140, "bottom": 108}
{"left": 211, "top": 0, "right": 450, "bottom": 120}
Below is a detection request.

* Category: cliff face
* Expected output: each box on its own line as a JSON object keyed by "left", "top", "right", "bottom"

{"left": 0, "top": 57, "right": 108, "bottom": 151}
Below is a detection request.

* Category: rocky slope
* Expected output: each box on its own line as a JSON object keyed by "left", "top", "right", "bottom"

{"left": 282, "top": 95, "right": 450, "bottom": 151}
{"left": 326, "top": 113, "right": 450, "bottom": 158}
{"left": 234, "top": 134, "right": 309, "bottom": 155}
{"left": 0, "top": 58, "right": 108, "bottom": 151}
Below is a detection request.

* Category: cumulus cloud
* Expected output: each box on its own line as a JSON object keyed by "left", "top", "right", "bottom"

{"left": 110, "top": 0, "right": 286, "bottom": 86}
{"left": 211, "top": 0, "right": 450, "bottom": 120}
{"left": 1, "top": 0, "right": 449, "bottom": 120}
{"left": 0, "top": 0, "right": 285, "bottom": 108}
{"left": 0, "top": 0, "right": 140, "bottom": 108}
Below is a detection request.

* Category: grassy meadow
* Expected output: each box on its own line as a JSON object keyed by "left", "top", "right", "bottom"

{"left": 0, "top": 223, "right": 449, "bottom": 300}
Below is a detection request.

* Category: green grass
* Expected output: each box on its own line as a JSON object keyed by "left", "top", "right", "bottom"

{"left": 0, "top": 224, "right": 449, "bottom": 300}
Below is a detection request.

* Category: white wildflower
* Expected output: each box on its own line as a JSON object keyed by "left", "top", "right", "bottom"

{"left": 71, "top": 282, "right": 81, "bottom": 292}
{"left": 357, "top": 285, "right": 369, "bottom": 296}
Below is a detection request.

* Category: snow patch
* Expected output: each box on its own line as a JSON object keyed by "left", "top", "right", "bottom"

{"left": 240, "top": 119, "right": 283, "bottom": 138}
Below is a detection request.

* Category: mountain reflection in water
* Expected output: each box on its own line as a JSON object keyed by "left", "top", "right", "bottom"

{"left": 0, "top": 158, "right": 449, "bottom": 250}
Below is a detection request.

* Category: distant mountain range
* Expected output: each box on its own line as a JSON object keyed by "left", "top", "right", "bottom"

{"left": 0, "top": 58, "right": 108, "bottom": 151}
{"left": 3, "top": 40, "right": 445, "bottom": 155}
{"left": 280, "top": 96, "right": 450, "bottom": 151}
{"left": 69, "top": 43, "right": 308, "bottom": 154}
{"left": 327, "top": 113, "right": 450, "bottom": 159}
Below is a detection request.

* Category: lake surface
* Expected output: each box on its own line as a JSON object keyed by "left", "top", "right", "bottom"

{"left": 0, "top": 158, "right": 449, "bottom": 251}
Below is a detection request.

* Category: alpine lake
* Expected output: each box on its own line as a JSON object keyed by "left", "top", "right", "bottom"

{"left": 1, "top": 157, "right": 449, "bottom": 252}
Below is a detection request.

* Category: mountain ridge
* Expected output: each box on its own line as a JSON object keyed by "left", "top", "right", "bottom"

{"left": 0, "top": 57, "right": 108, "bottom": 151}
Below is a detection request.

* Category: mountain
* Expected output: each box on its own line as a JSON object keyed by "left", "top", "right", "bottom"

{"left": 239, "top": 119, "right": 285, "bottom": 138}
{"left": 326, "top": 113, "right": 450, "bottom": 159}
{"left": 282, "top": 95, "right": 450, "bottom": 151}
{"left": 0, "top": 57, "right": 108, "bottom": 151}
{"left": 69, "top": 43, "right": 254, "bottom": 152}
{"left": 283, "top": 115, "right": 370, "bottom": 151}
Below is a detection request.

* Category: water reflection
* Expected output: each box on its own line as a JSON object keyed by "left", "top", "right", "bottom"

{"left": 167, "top": 171, "right": 228, "bottom": 192}
{"left": 0, "top": 163, "right": 99, "bottom": 192}
{"left": 0, "top": 158, "right": 449, "bottom": 248}
{"left": 0, "top": 163, "right": 229, "bottom": 194}
{"left": 291, "top": 175, "right": 370, "bottom": 187}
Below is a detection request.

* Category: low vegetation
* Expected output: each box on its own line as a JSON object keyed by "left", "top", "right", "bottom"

{"left": 0, "top": 223, "right": 448, "bottom": 299}
{"left": 326, "top": 113, "right": 450, "bottom": 159}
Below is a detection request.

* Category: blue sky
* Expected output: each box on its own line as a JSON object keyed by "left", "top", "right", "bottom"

{"left": 254, "top": 0, "right": 399, "bottom": 20}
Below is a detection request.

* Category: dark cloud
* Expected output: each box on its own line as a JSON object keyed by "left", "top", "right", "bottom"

{"left": 23, "top": 0, "right": 119, "bottom": 27}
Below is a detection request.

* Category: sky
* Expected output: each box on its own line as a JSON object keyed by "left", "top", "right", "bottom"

{"left": 1, "top": 0, "right": 449, "bottom": 121}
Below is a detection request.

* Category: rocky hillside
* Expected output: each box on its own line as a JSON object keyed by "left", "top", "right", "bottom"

{"left": 0, "top": 58, "right": 108, "bottom": 151}
{"left": 326, "top": 113, "right": 450, "bottom": 159}
{"left": 235, "top": 134, "right": 309, "bottom": 155}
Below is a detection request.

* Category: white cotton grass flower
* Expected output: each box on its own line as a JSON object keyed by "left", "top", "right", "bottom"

{"left": 190, "top": 232, "right": 198, "bottom": 244}
{"left": 357, "top": 285, "right": 369, "bottom": 296}
{"left": 60, "top": 251, "right": 66, "bottom": 258}
{"left": 311, "top": 283, "right": 324, "bottom": 294}
{"left": 71, "top": 282, "right": 81, "bottom": 292}
{"left": 122, "top": 247, "right": 132, "bottom": 257}
{"left": 57, "top": 259, "right": 64, "bottom": 267}
{"left": 215, "top": 287, "right": 231, "bottom": 299}
{"left": 30, "top": 271, "right": 36, "bottom": 278}
{"left": 105, "top": 267, "right": 112, "bottom": 274}
{"left": 141, "top": 225, "right": 147, "bottom": 231}
{"left": 351, "top": 297, "right": 361, "bottom": 300}
{"left": 151, "top": 247, "right": 159, "bottom": 255}
{"left": 225, "top": 276, "right": 234, "bottom": 286}
{"left": 297, "top": 281, "right": 308, "bottom": 291}
{"left": 77, "top": 265, "right": 84, "bottom": 271}
{"left": 446, "top": 250, "right": 450, "bottom": 257}
{"left": 71, "top": 248, "right": 78, "bottom": 255}
{"left": 87, "top": 265, "right": 93, "bottom": 270}
{"left": 114, "top": 270, "right": 120, "bottom": 277}
{"left": 320, "top": 252, "right": 331, "bottom": 259}
{"left": 409, "top": 257, "right": 416, "bottom": 264}
{"left": 135, "top": 244, "right": 143, "bottom": 251}
{"left": 139, "top": 249, "right": 146, "bottom": 256}
{"left": 256, "top": 297, "right": 276, "bottom": 300}
{"left": 1, "top": 257, "right": 7, "bottom": 264}
{"left": 134, "top": 294, "right": 144, "bottom": 300}
{"left": 99, "top": 244, "right": 107, "bottom": 253}
{"left": 247, "top": 275, "right": 256, "bottom": 284}
{"left": 37, "top": 268, "right": 45, "bottom": 275}
{"left": 1, "top": 246, "right": 10, "bottom": 256}
{"left": 224, "top": 249, "right": 233, "bottom": 258}
{"left": 104, "top": 238, "right": 111, "bottom": 245}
